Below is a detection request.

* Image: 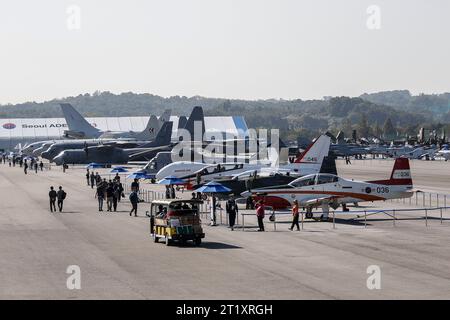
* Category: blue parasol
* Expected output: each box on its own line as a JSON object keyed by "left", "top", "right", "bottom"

{"left": 86, "top": 162, "right": 104, "bottom": 169}
{"left": 157, "top": 176, "right": 185, "bottom": 185}
{"left": 127, "top": 172, "right": 153, "bottom": 180}
{"left": 194, "top": 181, "right": 231, "bottom": 193}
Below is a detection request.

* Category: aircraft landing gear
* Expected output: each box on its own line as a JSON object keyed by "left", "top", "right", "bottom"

{"left": 305, "top": 207, "right": 313, "bottom": 219}
{"left": 342, "top": 203, "right": 349, "bottom": 212}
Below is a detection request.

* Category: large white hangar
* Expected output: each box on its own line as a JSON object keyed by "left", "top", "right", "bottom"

{"left": 0, "top": 116, "right": 249, "bottom": 151}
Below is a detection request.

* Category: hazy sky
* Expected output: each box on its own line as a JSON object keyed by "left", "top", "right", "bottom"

{"left": 0, "top": 0, "right": 449, "bottom": 104}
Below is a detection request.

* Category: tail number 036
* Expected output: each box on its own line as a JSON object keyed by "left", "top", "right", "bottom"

{"left": 376, "top": 187, "right": 389, "bottom": 194}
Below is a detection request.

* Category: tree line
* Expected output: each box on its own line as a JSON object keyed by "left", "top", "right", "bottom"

{"left": 1, "top": 90, "right": 449, "bottom": 143}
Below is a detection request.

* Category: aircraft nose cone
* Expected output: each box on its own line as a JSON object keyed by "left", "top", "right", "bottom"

{"left": 241, "top": 190, "right": 252, "bottom": 198}
{"left": 53, "top": 154, "right": 65, "bottom": 166}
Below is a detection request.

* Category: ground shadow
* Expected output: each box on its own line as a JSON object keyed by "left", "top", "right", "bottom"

{"left": 200, "top": 242, "right": 242, "bottom": 249}
{"left": 169, "top": 241, "right": 242, "bottom": 249}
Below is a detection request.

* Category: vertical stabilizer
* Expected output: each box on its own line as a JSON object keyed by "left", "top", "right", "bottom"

{"left": 60, "top": 103, "right": 101, "bottom": 138}
{"left": 294, "top": 135, "right": 331, "bottom": 165}
{"left": 135, "top": 115, "right": 160, "bottom": 141}
{"left": 183, "top": 106, "right": 205, "bottom": 141}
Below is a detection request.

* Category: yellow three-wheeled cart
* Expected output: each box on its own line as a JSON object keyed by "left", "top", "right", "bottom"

{"left": 149, "top": 199, "right": 205, "bottom": 246}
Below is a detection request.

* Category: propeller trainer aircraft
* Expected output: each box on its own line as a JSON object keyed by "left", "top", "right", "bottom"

{"left": 242, "top": 158, "right": 414, "bottom": 220}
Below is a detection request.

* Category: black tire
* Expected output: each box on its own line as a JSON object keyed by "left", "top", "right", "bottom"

{"left": 194, "top": 238, "right": 202, "bottom": 246}
{"left": 306, "top": 212, "right": 313, "bottom": 219}
{"left": 153, "top": 233, "right": 158, "bottom": 243}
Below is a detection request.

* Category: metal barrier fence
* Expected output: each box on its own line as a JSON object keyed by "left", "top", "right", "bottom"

{"left": 122, "top": 184, "right": 210, "bottom": 214}
{"left": 390, "top": 191, "right": 449, "bottom": 208}
{"left": 123, "top": 184, "right": 166, "bottom": 203}
{"left": 238, "top": 206, "right": 450, "bottom": 231}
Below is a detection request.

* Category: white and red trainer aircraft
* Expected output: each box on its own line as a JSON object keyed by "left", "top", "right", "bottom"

{"left": 242, "top": 158, "right": 414, "bottom": 220}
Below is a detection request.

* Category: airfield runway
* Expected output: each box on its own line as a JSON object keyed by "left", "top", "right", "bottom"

{"left": 1, "top": 160, "right": 450, "bottom": 299}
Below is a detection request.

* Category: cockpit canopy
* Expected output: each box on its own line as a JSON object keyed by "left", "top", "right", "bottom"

{"left": 289, "top": 173, "right": 339, "bottom": 188}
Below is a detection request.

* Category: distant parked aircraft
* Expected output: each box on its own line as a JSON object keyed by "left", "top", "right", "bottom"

{"left": 60, "top": 103, "right": 170, "bottom": 141}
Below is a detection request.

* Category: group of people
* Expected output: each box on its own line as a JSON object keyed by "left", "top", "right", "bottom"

{"left": 23, "top": 158, "right": 43, "bottom": 174}
{"left": 90, "top": 170, "right": 125, "bottom": 213}
{"left": 208, "top": 194, "right": 240, "bottom": 231}
{"left": 87, "top": 170, "right": 103, "bottom": 189}
{"left": 225, "top": 196, "right": 301, "bottom": 232}
{"left": 4, "top": 154, "right": 44, "bottom": 174}
{"left": 165, "top": 184, "right": 176, "bottom": 199}
{"left": 87, "top": 169, "right": 141, "bottom": 217}
{"left": 344, "top": 156, "right": 352, "bottom": 165}
{"left": 48, "top": 186, "right": 67, "bottom": 213}
{"left": 43, "top": 166, "right": 302, "bottom": 232}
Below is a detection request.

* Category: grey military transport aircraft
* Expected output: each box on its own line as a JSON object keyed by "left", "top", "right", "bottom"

{"left": 52, "top": 121, "right": 173, "bottom": 165}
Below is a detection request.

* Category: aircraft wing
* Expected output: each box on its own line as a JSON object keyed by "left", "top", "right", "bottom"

{"left": 304, "top": 196, "right": 342, "bottom": 207}
{"left": 231, "top": 167, "right": 300, "bottom": 180}
{"left": 127, "top": 145, "right": 171, "bottom": 161}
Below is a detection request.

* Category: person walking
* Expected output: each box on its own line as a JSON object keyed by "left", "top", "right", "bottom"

{"left": 113, "top": 182, "right": 121, "bottom": 211}
{"left": 86, "top": 169, "right": 90, "bottom": 186}
{"left": 90, "top": 172, "right": 95, "bottom": 189}
{"left": 210, "top": 195, "right": 217, "bottom": 226}
{"left": 131, "top": 178, "right": 140, "bottom": 193}
{"left": 95, "top": 172, "right": 101, "bottom": 186}
{"left": 116, "top": 182, "right": 124, "bottom": 203}
{"left": 165, "top": 185, "right": 170, "bottom": 199}
{"left": 196, "top": 172, "right": 201, "bottom": 186}
{"left": 23, "top": 161, "right": 28, "bottom": 174}
{"left": 170, "top": 184, "right": 176, "bottom": 199}
{"left": 256, "top": 200, "right": 265, "bottom": 232}
{"left": 289, "top": 200, "right": 300, "bottom": 231}
{"left": 106, "top": 182, "right": 115, "bottom": 212}
{"left": 56, "top": 186, "right": 66, "bottom": 212}
{"left": 95, "top": 182, "right": 105, "bottom": 212}
{"left": 246, "top": 196, "right": 254, "bottom": 209}
{"left": 226, "top": 195, "right": 238, "bottom": 231}
{"left": 39, "top": 161, "right": 44, "bottom": 171}
{"left": 49, "top": 186, "right": 57, "bottom": 213}
{"left": 129, "top": 190, "right": 139, "bottom": 217}
{"left": 34, "top": 162, "right": 38, "bottom": 173}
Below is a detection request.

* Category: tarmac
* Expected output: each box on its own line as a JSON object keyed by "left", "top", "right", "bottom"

{"left": 337, "top": 158, "right": 450, "bottom": 194}
{"left": 1, "top": 159, "right": 450, "bottom": 299}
